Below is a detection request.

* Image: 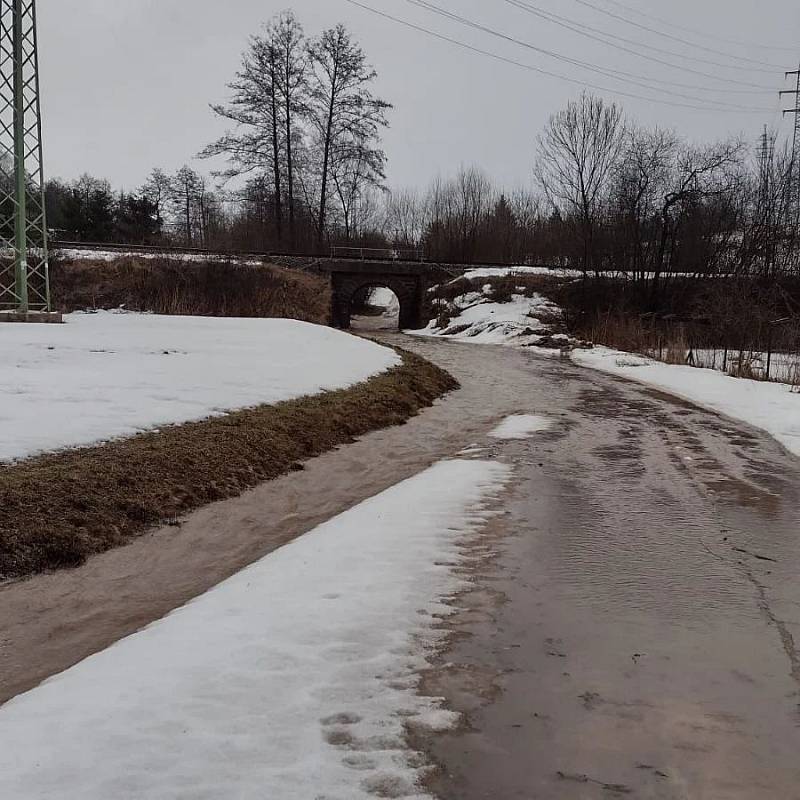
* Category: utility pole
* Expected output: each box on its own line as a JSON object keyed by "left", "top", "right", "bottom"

{"left": 0, "top": 0, "right": 57, "bottom": 321}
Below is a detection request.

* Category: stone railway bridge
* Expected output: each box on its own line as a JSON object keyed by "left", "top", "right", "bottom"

{"left": 283, "top": 258, "right": 464, "bottom": 330}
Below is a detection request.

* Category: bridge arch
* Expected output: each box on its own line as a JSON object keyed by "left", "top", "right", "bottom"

{"left": 331, "top": 272, "right": 426, "bottom": 331}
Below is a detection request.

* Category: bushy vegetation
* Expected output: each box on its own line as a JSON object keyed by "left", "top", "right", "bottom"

{"left": 555, "top": 275, "right": 800, "bottom": 384}
{"left": 50, "top": 256, "right": 331, "bottom": 323}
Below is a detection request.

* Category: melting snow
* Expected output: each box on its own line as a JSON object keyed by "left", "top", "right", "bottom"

{"left": 56, "top": 248, "right": 264, "bottom": 266}
{"left": 0, "top": 459, "right": 511, "bottom": 800}
{"left": 0, "top": 313, "right": 401, "bottom": 462}
{"left": 462, "top": 265, "right": 582, "bottom": 280}
{"left": 574, "top": 347, "right": 800, "bottom": 459}
{"left": 414, "top": 293, "right": 570, "bottom": 349}
{"left": 489, "top": 414, "right": 553, "bottom": 439}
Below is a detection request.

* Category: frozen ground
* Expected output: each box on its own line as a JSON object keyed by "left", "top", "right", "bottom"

{"left": 0, "top": 458, "right": 510, "bottom": 800}
{"left": 0, "top": 313, "right": 401, "bottom": 462}
{"left": 575, "top": 347, "right": 800, "bottom": 459}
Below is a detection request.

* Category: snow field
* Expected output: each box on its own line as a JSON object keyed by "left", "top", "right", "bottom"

{"left": 574, "top": 347, "right": 800, "bottom": 459}
{"left": 0, "top": 313, "right": 401, "bottom": 462}
{"left": 0, "top": 458, "right": 512, "bottom": 800}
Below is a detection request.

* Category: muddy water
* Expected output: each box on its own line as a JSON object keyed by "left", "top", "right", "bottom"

{"left": 0, "top": 335, "right": 558, "bottom": 703}
{"left": 2, "top": 335, "right": 800, "bottom": 799}
{"left": 408, "top": 343, "right": 800, "bottom": 799}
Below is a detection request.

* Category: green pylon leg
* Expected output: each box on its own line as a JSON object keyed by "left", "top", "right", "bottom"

{"left": 12, "top": 0, "right": 28, "bottom": 313}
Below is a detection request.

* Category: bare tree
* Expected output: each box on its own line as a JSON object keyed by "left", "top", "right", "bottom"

{"left": 202, "top": 12, "right": 307, "bottom": 247}
{"left": 332, "top": 149, "right": 387, "bottom": 241}
{"left": 203, "top": 27, "right": 284, "bottom": 241}
{"left": 307, "top": 24, "right": 391, "bottom": 248}
{"left": 384, "top": 188, "right": 426, "bottom": 247}
{"left": 141, "top": 168, "right": 172, "bottom": 236}
{"left": 611, "top": 126, "right": 678, "bottom": 282}
{"left": 536, "top": 92, "right": 625, "bottom": 273}
{"left": 170, "top": 166, "right": 203, "bottom": 246}
{"left": 424, "top": 167, "right": 494, "bottom": 262}
{"left": 650, "top": 139, "right": 744, "bottom": 304}
{"left": 274, "top": 11, "right": 307, "bottom": 246}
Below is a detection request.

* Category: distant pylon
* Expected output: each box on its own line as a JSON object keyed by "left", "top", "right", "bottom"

{"left": 780, "top": 65, "right": 800, "bottom": 239}
{"left": 0, "top": 0, "right": 50, "bottom": 313}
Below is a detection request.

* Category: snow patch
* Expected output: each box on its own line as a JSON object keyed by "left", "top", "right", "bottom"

{"left": 0, "top": 313, "right": 401, "bottom": 462}
{"left": 0, "top": 458, "right": 511, "bottom": 800}
{"left": 57, "top": 248, "right": 264, "bottom": 266}
{"left": 574, "top": 347, "right": 800, "bottom": 459}
{"left": 489, "top": 414, "right": 553, "bottom": 440}
{"left": 462, "top": 266, "right": 582, "bottom": 280}
{"left": 413, "top": 294, "right": 570, "bottom": 350}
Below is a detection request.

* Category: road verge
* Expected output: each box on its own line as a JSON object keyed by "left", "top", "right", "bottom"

{"left": 0, "top": 349, "right": 457, "bottom": 581}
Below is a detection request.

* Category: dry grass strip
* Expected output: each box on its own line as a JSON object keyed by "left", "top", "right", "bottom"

{"left": 0, "top": 350, "right": 457, "bottom": 581}
{"left": 51, "top": 257, "right": 332, "bottom": 323}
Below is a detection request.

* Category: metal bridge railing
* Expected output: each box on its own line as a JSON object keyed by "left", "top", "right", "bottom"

{"left": 330, "top": 246, "right": 426, "bottom": 262}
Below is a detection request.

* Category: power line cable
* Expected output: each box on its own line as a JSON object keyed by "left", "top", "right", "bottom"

{"left": 569, "top": 0, "right": 783, "bottom": 69}
{"left": 403, "top": 0, "right": 775, "bottom": 106}
{"left": 407, "top": 0, "right": 774, "bottom": 93}
{"left": 598, "top": 0, "right": 798, "bottom": 53}
{"left": 503, "top": 0, "right": 777, "bottom": 90}
{"left": 344, "top": 0, "right": 776, "bottom": 114}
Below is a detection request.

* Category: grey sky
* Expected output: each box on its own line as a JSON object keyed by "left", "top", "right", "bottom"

{"left": 40, "top": 0, "right": 800, "bottom": 192}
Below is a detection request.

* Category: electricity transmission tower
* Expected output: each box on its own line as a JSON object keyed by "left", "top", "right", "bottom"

{"left": 781, "top": 66, "right": 800, "bottom": 241}
{"left": 0, "top": 0, "right": 52, "bottom": 317}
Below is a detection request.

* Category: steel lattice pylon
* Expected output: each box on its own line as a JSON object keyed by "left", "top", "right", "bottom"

{"left": 0, "top": 0, "right": 49, "bottom": 313}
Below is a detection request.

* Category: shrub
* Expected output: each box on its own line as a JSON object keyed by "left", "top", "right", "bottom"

{"left": 50, "top": 256, "right": 331, "bottom": 323}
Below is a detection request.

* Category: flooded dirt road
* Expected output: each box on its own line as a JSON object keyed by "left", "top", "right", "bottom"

{"left": 2, "top": 331, "right": 800, "bottom": 798}
{"left": 397, "top": 337, "right": 800, "bottom": 800}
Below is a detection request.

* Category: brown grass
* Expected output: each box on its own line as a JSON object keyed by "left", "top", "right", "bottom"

{"left": 0, "top": 349, "right": 457, "bottom": 581}
{"left": 51, "top": 256, "right": 331, "bottom": 323}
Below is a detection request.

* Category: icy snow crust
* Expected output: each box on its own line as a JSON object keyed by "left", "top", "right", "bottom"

{"left": 575, "top": 348, "right": 800, "bottom": 459}
{"left": 0, "top": 459, "right": 511, "bottom": 800}
{"left": 0, "top": 313, "right": 401, "bottom": 462}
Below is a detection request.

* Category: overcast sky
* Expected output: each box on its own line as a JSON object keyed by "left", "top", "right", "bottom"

{"left": 39, "top": 0, "right": 800, "bottom": 192}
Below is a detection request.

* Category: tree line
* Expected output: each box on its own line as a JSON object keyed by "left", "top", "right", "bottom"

{"left": 42, "top": 10, "right": 800, "bottom": 311}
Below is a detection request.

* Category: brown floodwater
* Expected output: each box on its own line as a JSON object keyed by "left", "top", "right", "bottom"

{"left": 1, "top": 334, "right": 799, "bottom": 799}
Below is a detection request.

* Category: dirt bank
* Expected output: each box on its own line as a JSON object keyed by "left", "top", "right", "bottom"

{"left": 0, "top": 349, "right": 456, "bottom": 581}
{"left": 50, "top": 256, "right": 331, "bottom": 322}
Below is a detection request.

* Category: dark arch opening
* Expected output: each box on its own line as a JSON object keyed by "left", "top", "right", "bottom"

{"left": 331, "top": 272, "right": 424, "bottom": 331}
{"left": 349, "top": 285, "right": 402, "bottom": 332}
